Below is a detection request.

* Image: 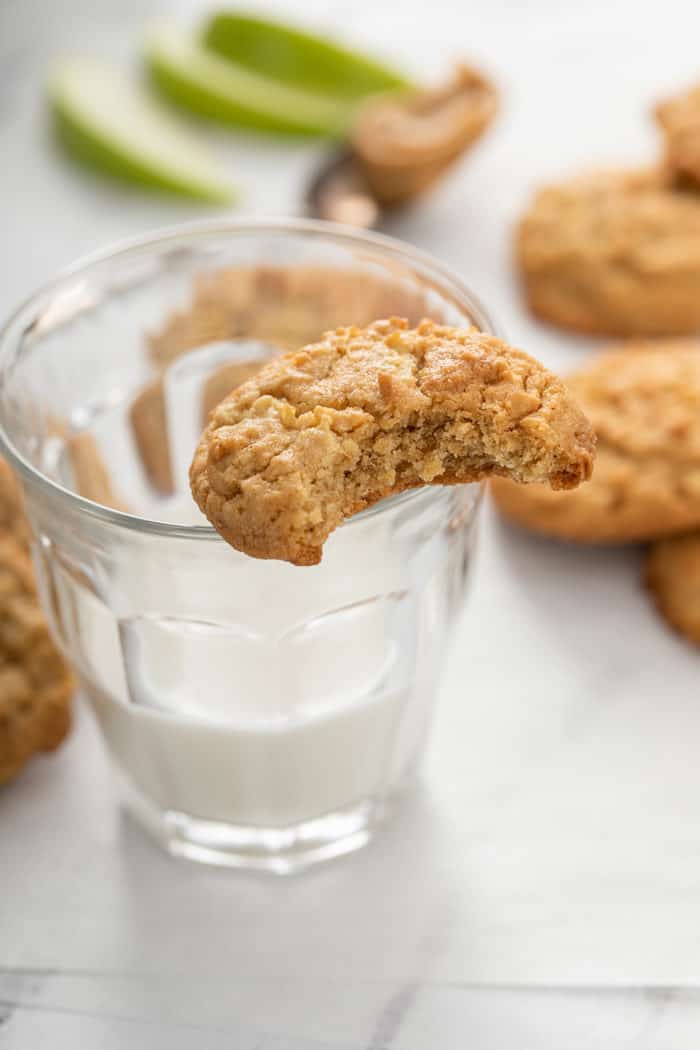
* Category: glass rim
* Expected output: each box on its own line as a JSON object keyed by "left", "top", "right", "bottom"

{"left": 0, "top": 216, "right": 499, "bottom": 541}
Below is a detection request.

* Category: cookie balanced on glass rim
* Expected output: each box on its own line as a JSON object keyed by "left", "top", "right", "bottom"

{"left": 191, "top": 317, "right": 595, "bottom": 566}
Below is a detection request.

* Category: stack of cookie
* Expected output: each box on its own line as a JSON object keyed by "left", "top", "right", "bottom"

{"left": 496, "top": 78, "right": 700, "bottom": 646}
{"left": 0, "top": 459, "right": 74, "bottom": 786}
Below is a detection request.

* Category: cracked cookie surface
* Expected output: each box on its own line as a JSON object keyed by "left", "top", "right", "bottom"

{"left": 136, "top": 266, "right": 432, "bottom": 495}
{"left": 492, "top": 341, "right": 700, "bottom": 543}
{"left": 191, "top": 318, "right": 594, "bottom": 565}
{"left": 517, "top": 169, "right": 700, "bottom": 336}
{"left": 0, "top": 533, "right": 73, "bottom": 785}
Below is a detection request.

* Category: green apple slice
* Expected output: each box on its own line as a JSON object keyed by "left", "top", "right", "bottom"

{"left": 145, "top": 24, "right": 353, "bottom": 137}
{"left": 203, "top": 11, "right": 412, "bottom": 100}
{"left": 50, "top": 59, "right": 235, "bottom": 203}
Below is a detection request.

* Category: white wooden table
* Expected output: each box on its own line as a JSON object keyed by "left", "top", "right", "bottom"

{"left": 3, "top": 0, "right": 700, "bottom": 1044}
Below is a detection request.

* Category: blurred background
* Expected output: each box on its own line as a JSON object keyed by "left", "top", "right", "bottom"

{"left": 4, "top": 0, "right": 699, "bottom": 372}
{"left": 3, "top": 1, "right": 700, "bottom": 1047}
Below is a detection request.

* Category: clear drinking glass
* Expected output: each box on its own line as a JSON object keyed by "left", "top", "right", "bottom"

{"left": 0, "top": 220, "right": 494, "bottom": 873}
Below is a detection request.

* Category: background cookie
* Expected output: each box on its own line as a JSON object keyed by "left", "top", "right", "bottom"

{"left": 148, "top": 265, "right": 433, "bottom": 368}
{"left": 67, "top": 433, "right": 127, "bottom": 511}
{"left": 656, "top": 80, "right": 700, "bottom": 186}
{"left": 646, "top": 533, "right": 700, "bottom": 645}
{"left": 0, "top": 533, "right": 73, "bottom": 785}
{"left": 129, "top": 379, "right": 176, "bottom": 495}
{"left": 0, "top": 457, "right": 30, "bottom": 548}
{"left": 191, "top": 319, "right": 594, "bottom": 565}
{"left": 492, "top": 341, "right": 700, "bottom": 543}
{"left": 516, "top": 169, "right": 700, "bottom": 336}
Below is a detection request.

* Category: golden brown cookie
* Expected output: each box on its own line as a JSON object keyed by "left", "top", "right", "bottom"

{"left": 351, "top": 64, "right": 498, "bottom": 206}
{"left": 656, "top": 81, "right": 700, "bottom": 187}
{"left": 200, "top": 360, "right": 270, "bottom": 423}
{"left": 149, "top": 266, "right": 433, "bottom": 368}
{"left": 129, "top": 379, "right": 174, "bottom": 495}
{"left": 191, "top": 318, "right": 594, "bottom": 566}
{"left": 148, "top": 297, "right": 236, "bottom": 367}
{"left": 516, "top": 169, "right": 700, "bottom": 336}
{"left": 67, "top": 433, "right": 126, "bottom": 511}
{"left": 137, "top": 266, "right": 434, "bottom": 494}
{"left": 130, "top": 360, "right": 272, "bottom": 495}
{"left": 492, "top": 341, "right": 700, "bottom": 543}
{"left": 0, "top": 458, "right": 30, "bottom": 548}
{"left": 0, "top": 534, "right": 73, "bottom": 785}
{"left": 645, "top": 533, "right": 700, "bottom": 645}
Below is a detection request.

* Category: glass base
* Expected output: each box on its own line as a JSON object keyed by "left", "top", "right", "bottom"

{"left": 125, "top": 791, "right": 395, "bottom": 874}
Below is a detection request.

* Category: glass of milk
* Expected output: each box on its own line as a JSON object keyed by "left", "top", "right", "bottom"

{"left": 0, "top": 220, "right": 492, "bottom": 873}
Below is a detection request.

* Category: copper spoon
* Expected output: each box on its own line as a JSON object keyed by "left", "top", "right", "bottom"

{"left": 306, "top": 148, "right": 381, "bottom": 229}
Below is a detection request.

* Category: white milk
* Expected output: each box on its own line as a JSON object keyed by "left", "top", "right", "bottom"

{"left": 88, "top": 680, "right": 410, "bottom": 827}
{"left": 55, "top": 509, "right": 436, "bottom": 829}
